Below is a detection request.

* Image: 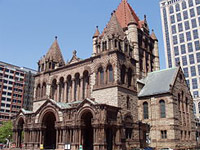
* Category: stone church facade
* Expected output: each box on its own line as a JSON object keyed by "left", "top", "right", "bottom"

{"left": 13, "top": 0, "right": 196, "bottom": 150}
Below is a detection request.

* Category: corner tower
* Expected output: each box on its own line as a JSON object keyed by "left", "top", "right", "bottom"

{"left": 38, "top": 37, "right": 65, "bottom": 72}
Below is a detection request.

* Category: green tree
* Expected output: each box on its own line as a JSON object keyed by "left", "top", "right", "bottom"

{"left": 0, "top": 121, "right": 13, "bottom": 143}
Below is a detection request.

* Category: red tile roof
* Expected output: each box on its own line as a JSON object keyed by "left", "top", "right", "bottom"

{"left": 115, "top": 0, "right": 140, "bottom": 29}
{"left": 93, "top": 26, "right": 100, "bottom": 38}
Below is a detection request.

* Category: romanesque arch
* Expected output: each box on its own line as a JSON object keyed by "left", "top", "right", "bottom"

{"left": 80, "top": 110, "right": 94, "bottom": 150}
{"left": 41, "top": 111, "right": 57, "bottom": 149}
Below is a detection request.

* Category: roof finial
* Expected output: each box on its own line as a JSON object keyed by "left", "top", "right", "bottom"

{"left": 55, "top": 36, "right": 58, "bottom": 40}
{"left": 144, "top": 15, "right": 147, "bottom": 21}
{"left": 73, "top": 50, "right": 77, "bottom": 56}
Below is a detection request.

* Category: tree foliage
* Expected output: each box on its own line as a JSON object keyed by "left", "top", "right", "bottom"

{"left": 0, "top": 121, "right": 13, "bottom": 143}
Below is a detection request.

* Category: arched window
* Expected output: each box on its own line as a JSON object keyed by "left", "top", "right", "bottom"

{"left": 194, "top": 103, "right": 196, "bottom": 114}
{"left": 182, "top": 1, "right": 187, "bottom": 9}
{"left": 51, "top": 79, "right": 57, "bottom": 100}
{"left": 42, "top": 82, "right": 46, "bottom": 98}
{"left": 97, "top": 67, "right": 104, "bottom": 85}
{"left": 74, "top": 73, "right": 80, "bottom": 100}
{"left": 66, "top": 75, "right": 72, "bottom": 102}
{"left": 128, "top": 68, "right": 132, "bottom": 87}
{"left": 178, "top": 93, "right": 181, "bottom": 109}
{"left": 83, "top": 71, "right": 89, "bottom": 99}
{"left": 182, "top": 91, "right": 184, "bottom": 112}
{"left": 36, "top": 84, "right": 41, "bottom": 99}
{"left": 186, "top": 97, "right": 188, "bottom": 112}
{"left": 160, "top": 100, "right": 166, "bottom": 118}
{"left": 107, "top": 65, "right": 114, "bottom": 83}
{"left": 121, "top": 65, "right": 126, "bottom": 84}
{"left": 143, "top": 102, "right": 149, "bottom": 119}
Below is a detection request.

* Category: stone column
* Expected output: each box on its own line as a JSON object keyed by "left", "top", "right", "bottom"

{"left": 57, "top": 83, "right": 60, "bottom": 102}
{"left": 64, "top": 82, "right": 67, "bottom": 102}
{"left": 80, "top": 77, "right": 84, "bottom": 100}
{"left": 46, "top": 83, "right": 51, "bottom": 98}
{"left": 72, "top": 79, "right": 75, "bottom": 101}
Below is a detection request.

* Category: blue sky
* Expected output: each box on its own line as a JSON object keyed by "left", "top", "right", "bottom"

{"left": 0, "top": 0, "right": 165, "bottom": 70}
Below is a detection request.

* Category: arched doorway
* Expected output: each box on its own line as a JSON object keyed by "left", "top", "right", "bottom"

{"left": 17, "top": 118, "right": 24, "bottom": 148}
{"left": 81, "top": 111, "right": 93, "bottom": 150}
{"left": 42, "top": 112, "right": 56, "bottom": 149}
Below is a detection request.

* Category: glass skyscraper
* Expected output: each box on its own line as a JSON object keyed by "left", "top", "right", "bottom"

{"left": 160, "top": 0, "right": 200, "bottom": 118}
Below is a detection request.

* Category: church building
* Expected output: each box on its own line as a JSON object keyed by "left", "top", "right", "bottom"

{"left": 13, "top": 0, "right": 196, "bottom": 149}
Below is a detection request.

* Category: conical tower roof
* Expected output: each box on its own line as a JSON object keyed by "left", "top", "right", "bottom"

{"left": 45, "top": 37, "right": 65, "bottom": 65}
{"left": 93, "top": 26, "right": 100, "bottom": 38}
{"left": 103, "top": 11, "right": 125, "bottom": 38}
{"left": 115, "top": 0, "right": 139, "bottom": 29}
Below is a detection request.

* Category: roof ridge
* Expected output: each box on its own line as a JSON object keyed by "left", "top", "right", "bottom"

{"left": 148, "top": 67, "right": 178, "bottom": 75}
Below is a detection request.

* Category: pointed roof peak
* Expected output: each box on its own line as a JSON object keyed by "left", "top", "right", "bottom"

{"left": 128, "top": 11, "right": 137, "bottom": 25}
{"left": 93, "top": 26, "right": 100, "bottom": 38}
{"left": 45, "top": 37, "right": 65, "bottom": 65}
{"left": 115, "top": 0, "right": 140, "bottom": 29}
{"left": 151, "top": 29, "right": 158, "bottom": 41}
{"left": 103, "top": 11, "right": 125, "bottom": 38}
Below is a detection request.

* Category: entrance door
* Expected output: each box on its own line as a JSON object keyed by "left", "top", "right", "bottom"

{"left": 81, "top": 112, "right": 93, "bottom": 150}
{"left": 43, "top": 112, "right": 56, "bottom": 149}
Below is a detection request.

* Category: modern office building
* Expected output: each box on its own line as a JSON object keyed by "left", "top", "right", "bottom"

{"left": 160, "top": 0, "right": 200, "bottom": 118}
{"left": 0, "top": 61, "right": 36, "bottom": 123}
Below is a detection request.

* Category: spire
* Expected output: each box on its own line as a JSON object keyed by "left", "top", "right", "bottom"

{"left": 93, "top": 26, "right": 100, "bottom": 38}
{"left": 115, "top": 0, "right": 140, "bottom": 29}
{"left": 151, "top": 29, "right": 158, "bottom": 41}
{"left": 45, "top": 36, "right": 65, "bottom": 66}
{"left": 103, "top": 11, "right": 125, "bottom": 38}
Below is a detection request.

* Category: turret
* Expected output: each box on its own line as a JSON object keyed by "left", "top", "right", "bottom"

{"left": 151, "top": 29, "right": 160, "bottom": 71}
{"left": 127, "top": 15, "right": 140, "bottom": 75}
{"left": 38, "top": 36, "right": 65, "bottom": 72}
{"left": 92, "top": 26, "right": 100, "bottom": 56}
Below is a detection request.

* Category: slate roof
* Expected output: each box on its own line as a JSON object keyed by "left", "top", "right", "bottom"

{"left": 138, "top": 67, "right": 179, "bottom": 97}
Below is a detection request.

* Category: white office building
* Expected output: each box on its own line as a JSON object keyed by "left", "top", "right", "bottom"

{"left": 160, "top": 0, "right": 200, "bottom": 118}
